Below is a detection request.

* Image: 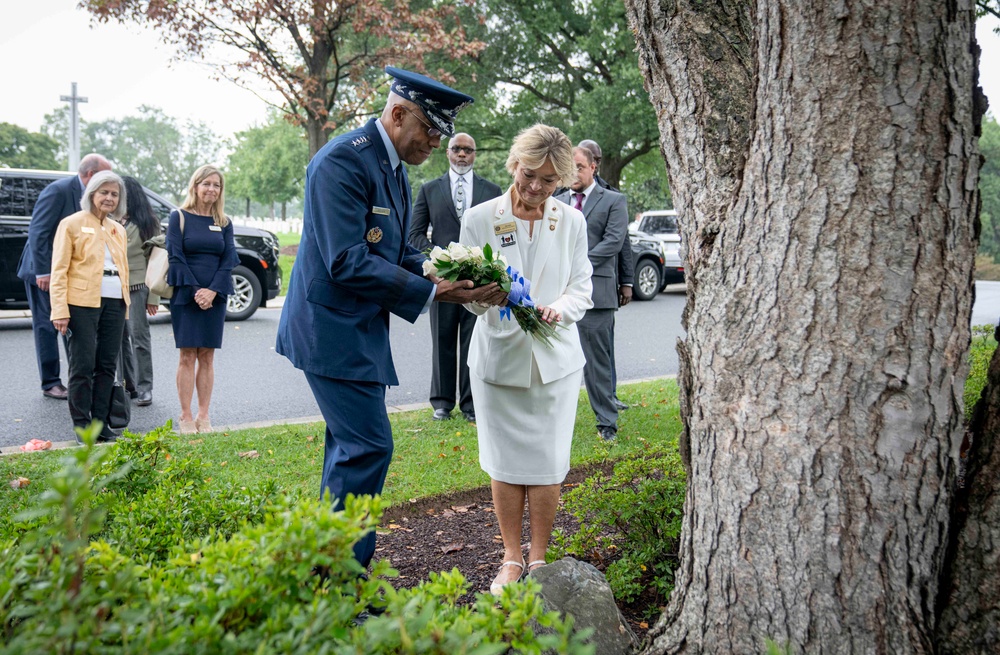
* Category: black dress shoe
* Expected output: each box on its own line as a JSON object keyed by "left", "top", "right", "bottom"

{"left": 598, "top": 426, "right": 617, "bottom": 441}
{"left": 613, "top": 398, "right": 629, "bottom": 411}
{"left": 97, "top": 426, "right": 119, "bottom": 443}
{"left": 42, "top": 384, "right": 68, "bottom": 400}
{"left": 135, "top": 391, "right": 152, "bottom": 406}
{"left": 432, "top": 408, "right": 451, "bottom": 421}
{"left": 462, "top": 411, "right": 476, "bottom": 423}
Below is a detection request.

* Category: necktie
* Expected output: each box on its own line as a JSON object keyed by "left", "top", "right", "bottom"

{"left": 455, "top": 176, "right": 466, "bottom": 218}
{"left": 574, "top": 192, "right": 584, "bottom": 211}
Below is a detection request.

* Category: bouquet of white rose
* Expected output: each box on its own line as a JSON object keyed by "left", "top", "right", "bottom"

{"left": 423, "top": 242, "right": 562, "bottom": 347}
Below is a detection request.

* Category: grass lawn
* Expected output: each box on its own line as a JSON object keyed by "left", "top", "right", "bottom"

{"left": 0, "top": 379, "right": 682, "bottom": 521}
{"left": 275, "top": 231, "right": 301, "bottom": 296}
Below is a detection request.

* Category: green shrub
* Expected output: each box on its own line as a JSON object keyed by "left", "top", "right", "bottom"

{"left": 965, "top": 324, "right": 997, "bottom": 419}
{"left": 0, "top": 425, "right": 594, "bottom": 654}
{"left": 552, "top": 447, "right": 686, "bottom": 610}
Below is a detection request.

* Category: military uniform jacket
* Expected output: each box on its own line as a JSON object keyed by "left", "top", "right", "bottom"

{"left": 276, "top": 118, "right": 433, "bottom": 385}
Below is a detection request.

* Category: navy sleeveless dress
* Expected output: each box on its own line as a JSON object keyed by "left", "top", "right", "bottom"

{"left": 165, "top": 209, "right": 238, "bottom": 349}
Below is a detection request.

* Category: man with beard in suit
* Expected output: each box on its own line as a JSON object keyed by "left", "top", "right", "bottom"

{"left": 556, "top": 145, "right": 628, "bottom": 440}
{"left": 409, "top": 133, "right": 502, "bottom": 423}
{"left": 17, "top": 153, "right": 113, "bottom": 399}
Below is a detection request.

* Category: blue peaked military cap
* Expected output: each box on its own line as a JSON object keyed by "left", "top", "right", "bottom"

{"left": 385, "top": 66, "right": 474, "bottom": 138}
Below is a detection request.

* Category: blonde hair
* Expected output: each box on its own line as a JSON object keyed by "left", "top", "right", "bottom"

{"left": 180, "top": 165, "right": 229, "bottom": 227}
{"left": 81, "top": 171, "right": 127, "bottom": 221}
{"left": 505, "top": 124, "right": 576, "bottom": 187}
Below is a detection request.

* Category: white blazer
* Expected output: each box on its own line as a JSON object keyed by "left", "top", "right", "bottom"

{"left": 460, "top": 188, "right": 594, "bottom": 388}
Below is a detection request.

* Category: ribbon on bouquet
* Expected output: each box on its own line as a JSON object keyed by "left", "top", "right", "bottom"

{"left": 499, "top": 265, "right": 535, "bottom": 321}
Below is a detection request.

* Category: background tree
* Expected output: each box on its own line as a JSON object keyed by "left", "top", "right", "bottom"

{"left": 82, "top": 0, "right": 484, "bottom": 157}
{"left": 0, "top": 123, "right": 59, "bottom": 169}
{"left": 227, "top": 111, "right": 309, "bottom": 218}
{"left": 41, "top": 106, "right": 219, "bottom": 201}
{"left": 978, "top": 115, "right": 1000, "bottom": 261}
{"left": 624, "top": 0, "right": 984, "bottom": 652}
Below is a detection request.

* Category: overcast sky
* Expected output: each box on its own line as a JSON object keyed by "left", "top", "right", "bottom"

{"left": 2, "top": 0, "right": 999, "bottom": 143}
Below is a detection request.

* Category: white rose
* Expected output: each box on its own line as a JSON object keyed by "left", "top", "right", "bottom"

{"left": 422, "top": 259, "right": 437, "bottom": 276}
{"left": 468, "top": 246, "right": 484, "bottom": 261}
{"left": 429, "top": 245, "right": 449, "bottom": 262}
{"left": 497, "top": 253, "right": 509, "bottom": 267}
{"left": 448, "top": 242, "right": 470, "bottom": 263}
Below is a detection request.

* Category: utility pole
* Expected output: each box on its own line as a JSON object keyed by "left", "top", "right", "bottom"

{"left": 60, "top": 82, "right": 88, "bottom": 171}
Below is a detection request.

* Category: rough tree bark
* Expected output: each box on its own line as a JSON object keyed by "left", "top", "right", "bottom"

{"left": 624, "top": 0, "right": 982, "bottom": 652}
{"left": 937, "top": 340, "right": 1000, "bottom": 652}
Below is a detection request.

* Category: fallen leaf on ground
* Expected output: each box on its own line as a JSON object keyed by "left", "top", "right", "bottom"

{"left": 441, "top": 542, "right": 464, "bottom": 554}
{"left": 238, "top": 450, "right": 260, "bottom": 459}
{"left": 9, "top": 477, "right": 30, "bottom": 489}
{"left": 441, "top": 509, "right": 456, "bottom": 518}
{"left": 451, "top": 504, "right": 476, "bottom": 512}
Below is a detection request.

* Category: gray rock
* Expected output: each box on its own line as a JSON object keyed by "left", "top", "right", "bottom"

{"left": 529, "top": 557, "right": 640, "bottom": 655}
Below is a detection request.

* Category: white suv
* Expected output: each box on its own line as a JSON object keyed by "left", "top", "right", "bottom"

{"left": 629, "top": 210, "right": 683, "bottom": 294}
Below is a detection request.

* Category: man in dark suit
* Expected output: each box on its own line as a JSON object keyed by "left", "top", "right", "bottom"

{"left": 17, "top": 153, "right": 112, "bottom": 399}
{"left": 276, "top": 68, "right": 505, "bottom": 569}
{"left": 556, "top": 146, "right": 629, "bottom": 441}
{"left": 408, "top": 133, "right": 502, "bottom": 423}
{"left": 579, "top": 139, "right": 633, "bottom": 411}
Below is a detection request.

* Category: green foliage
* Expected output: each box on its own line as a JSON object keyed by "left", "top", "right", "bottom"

{"left": 552, "top": 448, "right": 686, "bottom": 609}
{"left": 979, "top": 114, "right": 1000, "bottom": 262}
{"left": 965, "top": 324, "right": 997, "bottom": 418}
{"left": 41, "top": 105, "right": 220, "bottom": 200}
{"left": 0, "top": 426, "right": 594, "bottom": 654}
{"left": 0, "top": 122, "right": 60, "bottom": 169}
{"left": 226, "top": 111, "right": 309, "bottom": 211}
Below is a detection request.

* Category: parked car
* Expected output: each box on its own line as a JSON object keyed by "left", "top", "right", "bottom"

{"left": 0, "top": 169, "right": 281, "bottom": 320}
{"left": 628, "top": 209, "right": 684, "bottom": 301}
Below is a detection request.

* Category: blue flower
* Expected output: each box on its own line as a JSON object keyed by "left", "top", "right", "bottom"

{"left": 500, "top": 266, "right": 535, "bottom": 320}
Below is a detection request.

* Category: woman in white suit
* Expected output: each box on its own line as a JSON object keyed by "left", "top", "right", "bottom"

{"left": 459, "top": 124, "right": 594, "bottom": 595}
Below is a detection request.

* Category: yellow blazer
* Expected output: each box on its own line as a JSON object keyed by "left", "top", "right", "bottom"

{"left": 50, "top": 210, "right": 130, "bottom": 321}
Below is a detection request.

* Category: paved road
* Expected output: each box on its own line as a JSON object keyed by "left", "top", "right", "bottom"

{"left": 0, "top": 288, "right": 687, "bottom": 449}
{"left": 3, "top": 281, "right": 998, "bottom": 451}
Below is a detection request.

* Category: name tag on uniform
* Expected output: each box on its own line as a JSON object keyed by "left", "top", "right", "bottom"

{"left": 372, "top": 206, "right": 390, "bottom": 215}
{"left": 494, "top": 221, "right": 516, "bottom": 235}
{"left": 209, "top": 225, "right": 222, "bottom": 232}
{"left": 81, "top": 226, "right": 95, "bottom": 234}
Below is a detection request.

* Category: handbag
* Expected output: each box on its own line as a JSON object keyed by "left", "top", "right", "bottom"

{"left": 108, "top": 379, "right": 131, "bottom": 429}
{"left": 145, "top": 209, "right": 185, "bottom": 299}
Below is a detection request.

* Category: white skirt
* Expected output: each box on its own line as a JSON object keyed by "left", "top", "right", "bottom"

{"left": 471, "top": 357, "right": 583, "bottom": 485}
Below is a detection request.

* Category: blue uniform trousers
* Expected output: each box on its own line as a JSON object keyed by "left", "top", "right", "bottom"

{"left": 25, "top": 280, "right": 66, "bottom": 390}
{"left": 304, "top": 372, "right": 393, "bottom": 569}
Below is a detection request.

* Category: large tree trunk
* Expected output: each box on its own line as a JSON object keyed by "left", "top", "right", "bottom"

{"left": 624, "top": 0, "right": 981, "bottom": 652}
{"left": 937, "top": 340, "right": 1000, "bottom": 652}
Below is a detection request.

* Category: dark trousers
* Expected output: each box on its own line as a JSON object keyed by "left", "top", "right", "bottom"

{"left": 610, "top": 315, "right": 618, "bottom": 394}
{"left": 429, "top": 301, "right": 475, "bottom": 413}
{"left": 119, "top": 286, "right": 154, "bottom": 393}
{"left": 67, "top": 299, "right": 127, "bottom": 432}
{"left": 578, "top": 308, "right": 618, "bottom": 430}
{"left": 25, "top": 280, "right": 67, "bottom": 390}
{"left": 304, "top": 372, "right": 393, "bottom": 569}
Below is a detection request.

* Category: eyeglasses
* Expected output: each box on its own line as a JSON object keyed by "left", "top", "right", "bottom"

{"left": 449, "top": 146, "right": 476, "bottom": 155}
{"left": 401, "top": 106, "right": 442, "bottom": 137}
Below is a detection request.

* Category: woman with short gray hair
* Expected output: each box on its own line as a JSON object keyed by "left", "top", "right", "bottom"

{"left": 49, "top": 170, "right": 131, "bottom": 443}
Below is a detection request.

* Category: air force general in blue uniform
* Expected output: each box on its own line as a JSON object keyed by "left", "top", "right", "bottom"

{"left": 276, "top": 68, "right": 505, "bottom": 569}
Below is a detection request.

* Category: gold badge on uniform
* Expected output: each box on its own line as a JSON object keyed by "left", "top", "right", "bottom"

{"left": 366, "top": 227, "right": 383, "bottom": 243}
{"left": 494, "top": 221, "right": 516, "bottom": 235}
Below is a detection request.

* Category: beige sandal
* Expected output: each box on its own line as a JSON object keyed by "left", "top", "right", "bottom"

{"left": 178, "top": 419, "right": 197, "bottom": 435}
{"left": 195, "top": 417, "right": 213, "bottom": 433}
{"left": 489, "top": 559, "right": 525, "bottom": 596}
{"left": 527, "top": 559, "right": 547, "bottom": 573}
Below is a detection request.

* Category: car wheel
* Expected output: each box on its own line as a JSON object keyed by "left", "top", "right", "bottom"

{"left": 633, "top": 259, "right": 662, "bottom": 301}
{"left": 226, "top": 265, "right": 262, "bottom": 321}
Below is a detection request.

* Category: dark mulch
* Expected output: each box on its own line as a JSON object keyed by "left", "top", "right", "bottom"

{"left": 375, "top": 463, "right": 656, "bottom": 641}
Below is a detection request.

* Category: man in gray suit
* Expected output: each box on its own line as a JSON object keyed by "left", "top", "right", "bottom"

{"left": 409, "top": 133, "right": 502, "bottom": 423}
{"left": 556, "top": 146, "right": 628, "bottom": 440}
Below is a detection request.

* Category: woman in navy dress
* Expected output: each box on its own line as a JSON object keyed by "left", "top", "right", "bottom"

{"left": 166, "top": 165, "right": 238, "bottom": 434}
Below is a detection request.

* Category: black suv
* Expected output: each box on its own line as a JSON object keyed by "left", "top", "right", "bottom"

{"left": 0, "top": 169, "right": 281, "bottom": 320}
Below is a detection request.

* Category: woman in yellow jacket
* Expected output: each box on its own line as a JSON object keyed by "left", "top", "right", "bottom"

{"left": 50, "top": 170, "right": 131, "bottom": 443}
